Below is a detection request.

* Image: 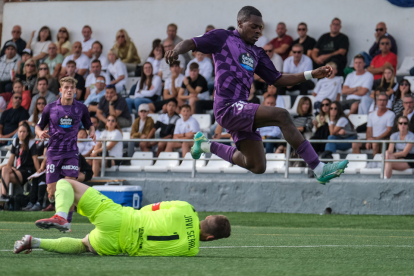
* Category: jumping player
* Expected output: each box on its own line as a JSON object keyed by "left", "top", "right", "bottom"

{"left": 164, "top": 6, "right": 348, "bottom": 183}
{"left": 35, "top": 77, "right": 95, "bottom": 227}
{"left": 14, "top": 179, "right": 231, "bottom": 256}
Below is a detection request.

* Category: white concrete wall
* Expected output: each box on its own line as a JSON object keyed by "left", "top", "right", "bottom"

{"left": 2, "top": 0, "right": 413, "bottom": 65}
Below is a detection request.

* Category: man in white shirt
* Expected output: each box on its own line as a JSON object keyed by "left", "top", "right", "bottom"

{"left": 259, "top": 96, "right": 282, "bottom": 153}
{"left": 84, "top": 60, "right": 111, "bottom": 101}
{"left": 90, "top": 41, "right": 108, "bottom": 71}
{"left": 278, "top": 44, "right": 314, "bottom": 95}
{"left": 158, "top": 39, "right": 185, "bottom": 81}
{"left": 165, "top": 104, "right": 200, "bottom": 157}
{"left": 60, "top": 42, "right": 91, "bottom": 78}
{"left": 185, "top": 51, "right": 213, "bottom": 82}
{"left": 312, "top": 62, "right": 343, "bottom": 111}
{"left": 81, "top": 25, "right": 96, "bottom": 59}
{"left": 340, "top": 54, "right": 374, "bottom": 115}
{"left": 352, "top": 93, "right": 395, "bottom": 156}
{"left": 84, "top": 75, "right": 106, "bottom": 113}
{"left": 254, "top": 43, "right": 283, "bottom": 93}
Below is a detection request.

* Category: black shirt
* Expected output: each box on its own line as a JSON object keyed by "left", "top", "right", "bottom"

{"left": 248, "top": 95, "right": 260, "bottom": 104}
{"left": 11, "top": 138, "right": 37, "bottom": 170}
{"left": 153, "top": 113, "right": 180, "bottom": 138}
{"left": 73, "top": 73, "right": 86, "bottom": 100}
{"left": 17, "top": 73, "right": 37, "bottom": 92}
{"left": 0, "top": 106, "right": 29, "bottom": 135}
{"left": 0, "top": 38, "right": 27, "bottom": 57}
{"left": 79, "top": 154, "right": 92, "bottom": 175}
{"left": 315, "top": 33, "right": 349, "bottom": 69}
{"left": 292, "top": 36, "right": 316, "bottom": 55}
{"left": 181, "top": 74, "right": 208, "bottom": 94}
{"left": 98, "top": 94, "right": 131, "bottom": 121}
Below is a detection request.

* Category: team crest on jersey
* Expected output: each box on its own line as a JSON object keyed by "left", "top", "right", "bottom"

{"left": 238, "top": 53, "right": 255, "bottom": 71}
{"left": 59, "top": 115, "right": 74, "bottom": 128}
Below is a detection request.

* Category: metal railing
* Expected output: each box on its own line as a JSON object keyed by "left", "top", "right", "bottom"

{"left": 1, "top": 138, "right": 413, "bottom": 179}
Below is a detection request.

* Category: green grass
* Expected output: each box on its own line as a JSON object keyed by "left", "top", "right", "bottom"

{"left": 1, "top": 212, "right": 414, "bottom": 276}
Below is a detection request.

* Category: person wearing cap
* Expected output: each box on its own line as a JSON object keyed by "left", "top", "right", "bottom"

{"left": 83, "top": 75, "right": 106, "bottom": 114}
{"left": 0, "top": 41, "right": 21, "bottom": 94}
{"left": 16, "top": 49, "right": 32, "bottom": 75}
{"left": 0, "top": 25, "right": 27, "bottom": 57}
{"left": 128, "top": 103, "right": 155, "bottom": 156}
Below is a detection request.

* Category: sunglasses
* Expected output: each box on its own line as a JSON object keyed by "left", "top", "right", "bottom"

{"left": 297, "top": 28, "right": 306, "bottom": 31}
{"left": 107, "top": 119, "right": 116, "bottom": 123}
{"left": 292, "top": 51, "right": 302, "bottom": 54}
{"left": 14, "top": 96, "right": 22, "bottom": 100}
{"left": 322, "top": 103, "right": 330, "bottom": 107}
{"left": 39, "top": 68, "right": 48, "bottom": 71}
{"left": 59, "top": 30, "right": 67, "bottom": 33}
{"left": 139, "top": 110, "right": 148, "bottom": 113}
{"left": 117, "top": 35, "right": 125, "bottom": 38}
{"left": 399, "top": 122, "right": 408, "bottom": 125}
{"left": 96, "top": 80, "right": 105, "bottom": 83}
{"left": 400, "top": 83, "right": 409, "bottom": 86}
{"left": 264, "top": 50, "right": 273, "bottom": 53}
{"left": 380, "top": 42, "right": 390, "bottom": 45}
{"left": 12, "top": 31, "right": 21, "bottom": 34}
{"left": 26, "top": 64, "right": 35, "bottom": 67}
{"left": 37, "top": 102, "right": 46, "bottom": 105}
{"left": 330, "top": 107, "right": 338, "bottom": 110}
{"left": 403, "top": 101, "right": 414, "bottom": 104}
{"left": 375, "top": 28, "right": 384, "bottom": 32}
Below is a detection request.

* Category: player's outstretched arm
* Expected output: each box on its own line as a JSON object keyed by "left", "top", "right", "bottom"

{"left": 273, "top": 66, "right": 332, "bottom": 87}
{"left": 165, "top": 39, "right": 195, "bottom": 64}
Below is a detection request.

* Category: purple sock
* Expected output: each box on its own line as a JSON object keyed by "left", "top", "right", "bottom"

{"left": 67, "top": 210, "right": 73, "bottom": 223}
{"left": 296, "top": 140, "right": 320, "bottom": 170}
{"left": 210, "top": 142, "right": 237, "bottom": 164}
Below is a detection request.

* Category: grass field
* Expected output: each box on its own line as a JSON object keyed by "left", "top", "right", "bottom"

{"left": 1, "top": 211, "right": 414, "bottom": 276}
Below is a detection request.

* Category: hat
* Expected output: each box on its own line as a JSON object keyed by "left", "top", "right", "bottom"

{"left": 22, "top": 48, "right": 32, "bottom": 55}
{"left": 5, "top": 41, "right": 17, "bottom": 50}
{"left": 138, "top": 103, "right": 149, "bottom": 112}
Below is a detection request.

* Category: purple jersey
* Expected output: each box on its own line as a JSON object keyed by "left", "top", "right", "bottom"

{"left": 192, "top": 29, "right": 282, "bottom": 111}
{"left": 37, "top": 99, "right": 92, "bottom": 160}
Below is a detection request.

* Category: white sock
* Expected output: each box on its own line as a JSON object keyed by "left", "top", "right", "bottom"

{"left": 56, "top": 212, "right": 68, "bottom": 220}
{"left": 31, "top": 237, "right": 41, "bottom": 248}
{"left": 313, "top": 162, "right": 325, "bottom": 177}
{"left": 201, "top": 141, "right": 211, "bottom": 153}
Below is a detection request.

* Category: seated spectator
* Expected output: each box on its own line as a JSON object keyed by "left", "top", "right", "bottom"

{"left": 91, "top": 41, "right": 108, "bottom": 71}
{"left": 56, "top": 27, "right": 71, "bottom": 58}
{"left": 259, "top": 96, "right": 282, "bottom": 153}
{"left": 158, "top": 39, "right": 185, "bottom": 81}
{"left": 84, "top": 75, "right": 106, "bottom": 114}
{"left": 263, "top": 85, "right": 285, "bottom": 107}
{"left": 0, "top": 122, "right": 39, "bottom": 201}
{"left": 28, "top": 96, "right": 46, "bottom": 133}
{"left": 293, "top": 96, "right": 313, "bottom": 135}
{"left": 311, "top": 98, "right": 332, "bottom": 154}
{"left": 97, "top": 85, "right": 132, "bottom": 129}
{"left": 107, "top": 49, "right": 127, "bottom": 93}
{"left": 367, "top": 36, "right": 397, "bottom": 80}
{"left": 162, "top": 23, "right": 190, "bottom": 63}
{"left": 63, "top": 60, "right": 85, "bottom": 100}
{"left": 312, "top": 62, "right": 343, "bottom": 111}
{"left": 147, "top": 43, "right": 164, "bottom": 75}
{"left": 150, "top": 61, "right": 184, "bottom": 113}
{"left": 147, "top": 99, "right": 180, "bottom": 156}
{"left": 84, "top": 60, "right": 110, "bottom": 101}
{"left": 29, "top": 77, "right": 57, "bottom": 115}
{"left": 179, "top": 63, "right": 209, "bottom": 113}
{"left": 112, "top": 29, "right": 141, "bottom": 72}
{"left": 26, "top": 26, "right": 52, "bottom": 62}
{"left": 77, "top": 128, "right": 94, "bottom": 159}
{"left": 81, "top": 25, "right": 96, "bottom": 59}
{"left": 32, "top": 63, "right": 59, "bottom": 96}
{"left": 291, "top": 22, "right": 316, "bottom": 57}
{"left": 128, "top": 103, "right": 155, "bottom": 156}
{"left": 6, "top": 80, "right": 31, "bottom": 111}
{"left": 392, "top": 95, "right": 414, "bottom": 134}
{"left": 44, "top": 43, "right": 63, "bottom": 78}
{"left": 248, "top": 83, "right": 260, "bottom": 104}
{"left": 254, "top": 23, "right": 268, "bottom": 48}
{"left": 0, "top": 41, "right": 21, "bottom": 94}
{"left": 369, "top": 22, "right": 397, "bottom": 59}
{"left": 17, "top": 58, "right": 37, "bottom": 94}
{"left": 91, "top": 116, "right": 101, "bottom": 140}
{"left": 60, "top": 42, "right": 90, "bottom": 78}
{"left": 91, "top": 115, "right": 123, "bottom": 177}
{"left": 311, "top": 18, "right": 349, "bottom": 76}
{"left": 205, "top": 25, "right": 215, "bottom": 33}
{"left": 384, "top": 116, "right": 414, "bottom": 179}
{"left": 269, "top": 22, "right": 293, "bottom": 60}
{"left": 279, "top": 44, "right": 314, "bottom": 95}
{"left": 212, "top": 124, "right": 232, "bottom": 141}
{"left": 185, "top": 52, "right": 213, "bottom": 83}
{"left": 322, "top": 101, "right": 357, "bottom": 156}
{"left": 0, "top": 92, "right": 29, "bottom": 145}
{"left": 77, "top": 154, "right": 93, "bottom": 182}
{"left": 352, "top": 93, "right": 395, "bottom": 156}
{"left": 16, "top": 49, "right": 31, "bottom": 75}
{"left": 126, "top": 62, "right": 162, "bottom": 114}
{"left": 165, "top": 105, "right": 200, "bottom": 157}
{"left": 254, "top": 44, "right": 283, "bottom": 92}
{"left": 392, "top": 79, "right": 412, "bottom": 118}
{"left": 340, "top": 55, "right": 374, "bottom": 114}
{"left": 0, "top": 25, "right": 26, "bottom": 57}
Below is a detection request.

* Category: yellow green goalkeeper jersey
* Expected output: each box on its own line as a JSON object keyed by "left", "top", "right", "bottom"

{"left": 119, "top": 200, "right": 200, "bottom": 256}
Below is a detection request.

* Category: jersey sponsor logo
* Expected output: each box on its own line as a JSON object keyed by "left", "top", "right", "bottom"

{"left": 61, "top": 165, "right": 79, "bottom": 171}
{"left": 238, "top": 52, "right": 255, "bottom": 71}
{"left": 152, "top": 202, "right": 161, "bottom": 211}
{"left": 59, "top": 115, "right": 74, "bottom": 129}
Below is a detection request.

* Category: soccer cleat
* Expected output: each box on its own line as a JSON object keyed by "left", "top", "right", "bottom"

{"left": 190, "top": 132, "right": 208, "bottom": 160}
{"left": 315, "top": 160, "right": 349, "bottom": 185}
{"left": 14, "top": 235, "right": 33, "bottom": 254}
{"left": 35, "top": 214, "right": 71, "bottom": 232}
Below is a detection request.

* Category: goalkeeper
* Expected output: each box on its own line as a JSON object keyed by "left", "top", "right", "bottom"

{"left": 14, "top": 179, "right": 231, "bottom": 256}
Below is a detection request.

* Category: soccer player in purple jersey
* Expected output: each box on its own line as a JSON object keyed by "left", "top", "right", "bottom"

{"left": 35, "top": 76, "right": 95, "bottom": 228}
{"left": 165, "top": 6, "right": 348, "bottom": 184}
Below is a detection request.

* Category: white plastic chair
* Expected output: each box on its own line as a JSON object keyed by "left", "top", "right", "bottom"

{"left": 397, "top": 57, "right": 414, "bottom": 76}
{"left": 257, "top": 95, "right": 264, "bottom": 104}
{"left": 171, "top": 152, "right": 206, "bottom": 172}
{"left": 126, "top": 76, "right": 141, "bottom": 91}
{"left": 122, "top": 132, "right": 131, "bottom": 140}
{"left": 144, "top": 152, "right": 179, "bottom": 172}
{"left": 147, "top": 113, "right": 159, "bottom": 123}
{"left": 196, "top": 154, "right": 232, "bottom": 173}
{"left": 222, "top": 165, "right": 249, "bottom": 173}
{"left": 348, "top": 115, "right": 368, "bottom": 129}
{"left": 264, "top": 153, "right": 285, "bottom": 173}
{"left": 192, "top": 114, "right": 211, "bottom": 133}
{"left": 288, "top": 95, "right": 315, "bottom": 115}
{"left": 280, "top": 95, "right": 291, "bottom": 109}
{"left": 404, "top": 76, "right": 414, "bottom": 88}
{"left": 118, "top": 152, "right": 154, "bottom": 172}
{"left": 360, "top": 154, "right": 382, "bottom": 175}
{"left": 344, "top": 154, "right": 368, "bottom": 174}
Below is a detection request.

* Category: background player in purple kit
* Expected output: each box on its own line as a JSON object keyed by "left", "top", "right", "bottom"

{"left": 165, "top": 6, "right": 348, "bottom": 184}
{"left": 35, "top": 76, "right": 96, "bottom": 226}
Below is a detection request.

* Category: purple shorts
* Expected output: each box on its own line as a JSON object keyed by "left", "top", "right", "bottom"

{"left": 215, "top": 101, "right": 262, "bottom": 147}
{"left": 46, "top": 156, "right": 79, "bottom": 184}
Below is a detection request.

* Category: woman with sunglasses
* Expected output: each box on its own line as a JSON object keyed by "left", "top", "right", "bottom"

{"left": 32, "top": 63, "right": 59, "bottom": 96}
{"left": 111, "top": 29, "right": 141, "bottom": 72}
{"left": 26, "top": 26, "right": 52, "bottom": 62}
{"left": 17, "top": 59, "right": 37, "bottom": 93}
{"left": 384, "top": 116, "right": 414, "bottom": 179}
{"left": 28, "top": 97, "right": 46, "bottom": 133}
{"left": 311, "top": 98, "right": 331, "bottom": 153}
{"left": 91, "top": 114, "right": 123, "bottom": 177}
{"left": 392, "top": 79, "right": 412, "bottom": 117}
{"left": 56, "top": 27, "right": 71, "bottom": 58}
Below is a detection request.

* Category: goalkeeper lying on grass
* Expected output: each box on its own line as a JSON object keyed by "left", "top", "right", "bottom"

{"left": 14, "top": 179, "right": 231, "bottom": 256}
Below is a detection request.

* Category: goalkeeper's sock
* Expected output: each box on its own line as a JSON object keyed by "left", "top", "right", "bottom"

{"left": 54, "top": 180, "right": 74, "bottom": 220}
{"left": 40, "top": 238, "right": 86, "bottom": 254}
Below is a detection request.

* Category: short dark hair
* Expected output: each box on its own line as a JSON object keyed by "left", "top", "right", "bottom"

{"left": 376, "top": 91, "right": 389, "bottom": 100}
{"left": 189, "top": 62, "right": 199, "bottom": 71}
{"left": 167, "top": 23, "right": 177, "bottom": 30}
{"left": 354, "top": 54, "right": 365, "bottom": 62}
{"left": 91, "top": 59, "right": 101, "bottom": 65}
{"left": 169, "top": 60, "right": 180, "bottom": 68}
{"left": 379, "top": 35, "right": 391, "bottom": 44}
{"left": 96, "top": 75, "right": 105, "bottom": 80}
{"left": 374, "top": 86, "right": 387, "bottom": 93}
{"left": 83, "top": 25, "right": 92, "bottom": 31}
{"left": 292, "top": 44, "right": 304, "bottom": 51}
{"left": 237, "top": 6, "right": 262, "bottom": 23}
{"left": 37, "top": 77, "right": 48, "bottom": 85}
{"left": 207, "top": 215, "right": 231, "bottom": 240}
{"left": 332, "top": 17, "right": 341, "bottom": 24}
{"left": 66, "top": 60, "right": 77, "bottom": 67}
{"left": 298, "top": 22, "right": 308, "bottom": 28}
{"left": 92, "top": 41, "right": 103, "bottom": 50}
{"left": 13, "top": 80, "right": 23, "bottom": 87}
{"left": 181, "top": 104, "right": 191, "bottom": 111}
{"left": 167, "top": 98, "right": 178, "bottom": 106}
